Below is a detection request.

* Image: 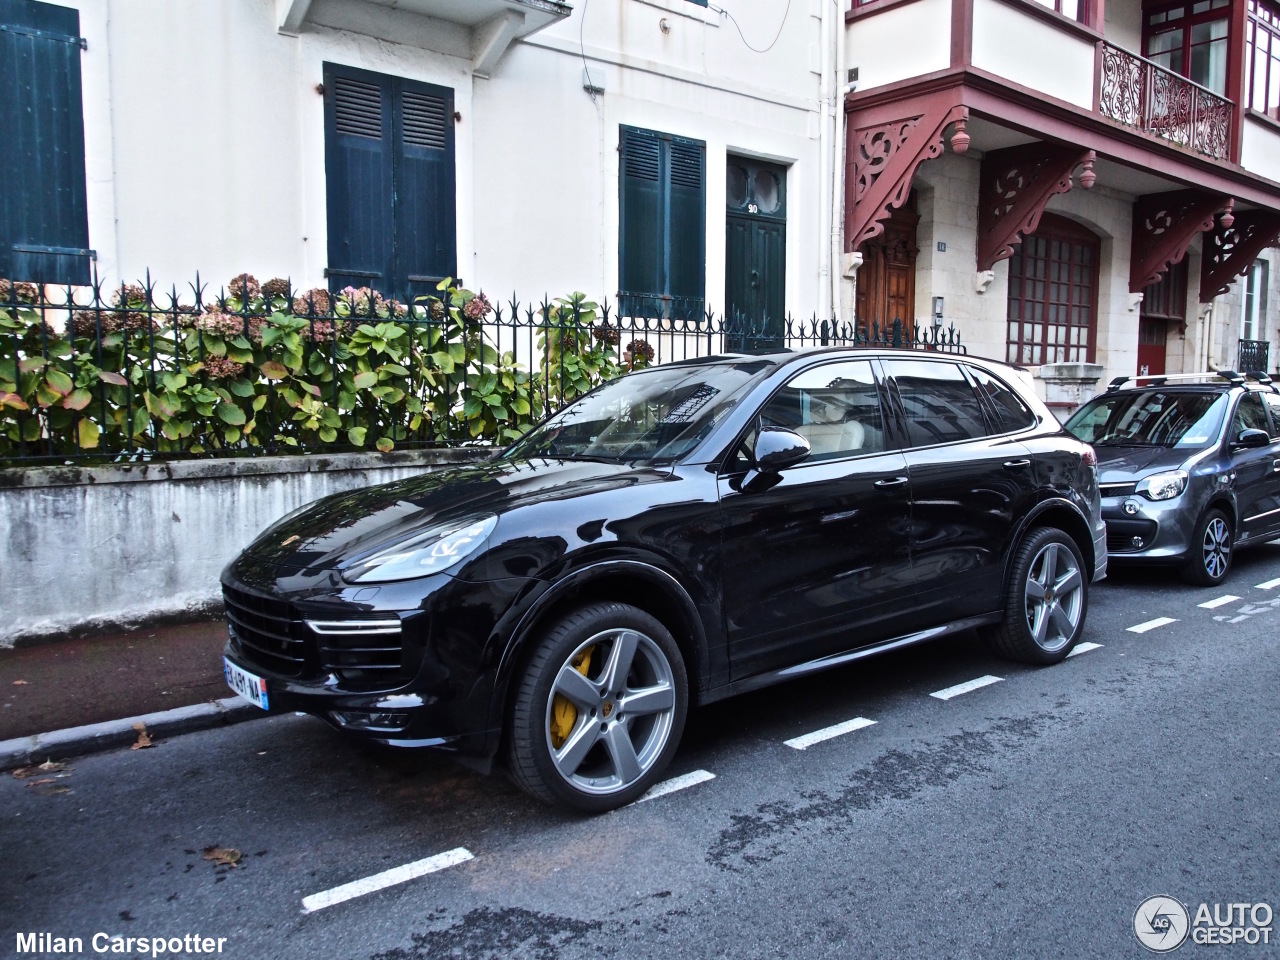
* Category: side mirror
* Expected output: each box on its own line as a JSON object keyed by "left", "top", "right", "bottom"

{"left": 1232, "top": 428, "right": 1271, "bottom": 449}
{"left": 753, "top": 427, "right": 811, "bottom": 472}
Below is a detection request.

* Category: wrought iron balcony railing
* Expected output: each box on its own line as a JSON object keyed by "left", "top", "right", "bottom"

{"left": 1238, "top": 338, "right": 1271, "bottom": 373}
{"left": 1098, "top": 43, "right": 1232, "bottom": 160}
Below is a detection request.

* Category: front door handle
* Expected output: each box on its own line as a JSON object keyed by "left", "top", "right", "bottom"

{"left": 1273, "top": 458, "right": 1280, "bottom": 473}
{"left": 1003, "top": 459, "right": 1031, "bottom": 471}
{"left": 874, "top": 476, "right": 909, "bottom": 489}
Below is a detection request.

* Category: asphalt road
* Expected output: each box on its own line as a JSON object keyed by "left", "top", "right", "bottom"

{"left": 4, "top": 544, "right": 1280, "bottom": 960}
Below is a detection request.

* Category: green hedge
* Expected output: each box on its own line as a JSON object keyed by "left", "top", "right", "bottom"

{"left": 0, "top": 277, "right": 649, "bottom": 462}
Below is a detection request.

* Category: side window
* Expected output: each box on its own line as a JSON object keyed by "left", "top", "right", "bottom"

{"left": 756, "top": 360, "right": 886, "bottom": 461}
{"left": 1264, "top": 393, "right": 1280, "bottom": 438}
{"left": 969, "top": 367, "right": 1038, "bottom": 432}
{"left": 1232, "top": 392, "right": 1270, "bottom": 439}
{"left": 882, "top": 359, "right": 990, "bottom": 447}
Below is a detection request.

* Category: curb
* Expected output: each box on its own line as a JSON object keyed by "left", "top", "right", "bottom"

{"left": 0, "top": 697, "right": 266, "bottom": 771}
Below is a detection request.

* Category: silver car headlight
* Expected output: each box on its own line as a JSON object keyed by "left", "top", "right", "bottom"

{"left": 1136, "top": 470, "right": 1188, "bottom": 501}
{"left": 343, "top": 515, "right": 498, "bottom": 583}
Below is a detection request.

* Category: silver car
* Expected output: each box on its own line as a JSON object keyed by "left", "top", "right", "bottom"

{"left": 1064, "top": 372, "right": 1280, "bottom": 585}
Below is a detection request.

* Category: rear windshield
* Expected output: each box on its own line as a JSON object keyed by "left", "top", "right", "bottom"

{"left": 1065, "top": 390, "right": 1228, "bottom": 449}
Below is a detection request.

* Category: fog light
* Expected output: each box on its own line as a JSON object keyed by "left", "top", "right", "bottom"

{"left": 1131, "top": 536, "right": 1144, "bottom": 548}
{"left": 330, "top": 710, "right": 410, "bottom": 731}
{"left": 1123, "top": 499, "right": 1141, "bottom": 516}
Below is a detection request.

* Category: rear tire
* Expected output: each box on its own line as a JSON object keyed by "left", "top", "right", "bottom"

{"left": 983, "top": 527, "right": 1088, "bottom": 665}
{"left": 507, "top": 602, "right": 688, "bottom": 813}
{"left": 1180, "top": 508, "right": 1232, "bottom": 586}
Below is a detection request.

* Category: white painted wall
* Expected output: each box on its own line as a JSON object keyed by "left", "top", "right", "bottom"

{"left": 845, "top": 0, "right": 951, "bottom": 93}
{"left": 59, "top": 0, "right": 824, "bottom": 315}
{"left": 1240, "top": 115, "right": 1280, "bottom": 186}
{"left": 971, "top": 0, "right": 1096, "bottom": 108}
{"left": 1104, "top": 0, "right": 1143, "bottom": 54}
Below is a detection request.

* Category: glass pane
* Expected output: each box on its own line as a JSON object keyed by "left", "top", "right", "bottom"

{"left": 1191, "top": 35, "right": 1229, "bottom": 92}
{"left": 883, "top": 360, "right": 990, "bottom": 446}
{"left": 762, "top": 360, "right": 885, "bottom": 460}
{"left": 727, "top": 164, "right": 749, "bottom": 208}
{"left": 753, "top": 172, "right": 781, "bottom": 214}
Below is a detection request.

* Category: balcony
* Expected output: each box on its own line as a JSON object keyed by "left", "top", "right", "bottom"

{"left": 1098, "top": 43, "right": 1232, "bottom": 160}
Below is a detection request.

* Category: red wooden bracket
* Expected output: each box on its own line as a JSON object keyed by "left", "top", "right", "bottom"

{"left": 976, "top": 144, "right": 1095, "bottom": 271}
{"left": 1200, "top": 209, "right": 1280, "bottom": 302}
{"left": 847, "top": 103, "right": 968, "bottom": 252}
{"left": 1130, "top": 191, "right": 1231, "bottom": 293}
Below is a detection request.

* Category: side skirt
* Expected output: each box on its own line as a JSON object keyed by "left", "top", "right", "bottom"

{"left": 697, "top": 613, "right": 1003, "bottom": 705}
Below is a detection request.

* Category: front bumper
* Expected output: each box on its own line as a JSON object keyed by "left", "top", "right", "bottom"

{"left": 1100, "top": 491, "right": 1199, "bottom": 563}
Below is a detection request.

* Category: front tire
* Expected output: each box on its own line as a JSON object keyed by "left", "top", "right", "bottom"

{"left": 507, "top": 602, "right": 688, "bottom": 813}
{"left": 984, "top": 527, "right": 1088, "bottom": 665}
{"left": 1181, "top": 508, "right": 1233, "bottom": 586}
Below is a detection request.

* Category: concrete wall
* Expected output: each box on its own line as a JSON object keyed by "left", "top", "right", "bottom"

{"left": 970, "top": 0, "right": 1096, "bottom": 108}
{"left": 845, "top": 0, "right": 951, "bottom": 92}
{"left": 0, "top": 449, "right": 489, "bottom": 647}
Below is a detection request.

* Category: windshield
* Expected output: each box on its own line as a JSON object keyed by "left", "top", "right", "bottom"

{"left": 1065, "top": 391, "right": 1228, "bottom": 449}
{"left": 505, "top": 360, "right": 773, "bottom": 464}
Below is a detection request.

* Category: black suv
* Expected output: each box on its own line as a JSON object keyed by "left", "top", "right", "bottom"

{"left": 222, "top": 349, "right": 1105, "bottom": 811}
{"left": 1065, "top": 371, "right": 1280, "bottom": 585}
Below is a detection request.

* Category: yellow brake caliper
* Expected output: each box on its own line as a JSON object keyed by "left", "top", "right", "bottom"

{"left": 549, "top": 646, "right": 594, "bottom": 749}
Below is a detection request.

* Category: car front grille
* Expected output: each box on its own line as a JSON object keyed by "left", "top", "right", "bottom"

{"left": 223, "top": 586, "right": 406, "bottom": 688}
{"left": 1099, "top": 482, "right": 1137, "bottom": 498}
{"left": 223, "top": 584, "right": 307, "bottom": 677}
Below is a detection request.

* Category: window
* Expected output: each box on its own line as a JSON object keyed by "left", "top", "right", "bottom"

{"left": 0, "top": 0, "right": 91, "bottom": 285}
{"left": 756, "top": 360, "right": 886, "bottom": 461}
{"left": 970, "top": 367, "right": 1038, "bottom": 432}
{"left": 1006, "top": 215, "right": 1099, "bottom": 365}
{"left": 1232, "top": 391, "right": 1271, "bottom": 437}
{"left": 323, "top": 64, "right": 456, "bottom": 303}
{"left": 619, "top": 126, "right": 706, "bottom": 321}
{"left": 1031, "top": 0, "right": 1090, "bottom": 24}
{"left": 882, "top": 359, "right": 989, "bottom": 447}
{"left": 1241, "top": 259, "right": 1268, "bottom": 341}
{"left": 1142, "top": 258, "right": 1189, "bottom": 321}
{"left": 1263, "top": 393, "right": 1280, "bottom": 437}
{"left": 1145, "top": 0, "right": 1231, "bottom": 95}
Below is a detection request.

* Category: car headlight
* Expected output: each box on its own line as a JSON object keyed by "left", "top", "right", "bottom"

{"left": 1136, "top": 470, "right": 1188, "bottom": 501}
{"left": 343, "top": 515, "right": 498, "bottom": 583}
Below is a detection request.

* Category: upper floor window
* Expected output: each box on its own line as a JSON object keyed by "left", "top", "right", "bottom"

{"left": 1144, "top": 0, "right": 1231, "bottom": 95}
{"left": 1248, "top": 0, "right": 1280, "bottom": 116}
{"left": 1031, "top": 0, "right": 1090, "bottom": 24}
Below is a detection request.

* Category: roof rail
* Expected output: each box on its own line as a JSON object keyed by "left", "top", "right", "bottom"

{"left": 1244, "top": 371, "right": 1277, "bottom": 391}
{"left": 1105, "top": 371, "right": 1245, "bottom": 391}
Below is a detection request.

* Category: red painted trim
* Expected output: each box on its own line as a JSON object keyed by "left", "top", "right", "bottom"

{"left": 1130, "top": 191, "right": 1229, "bottom": 292}
{"left": 846, "top": 0, "right": 927, "bottom": 22}
{"left": 1093, "top": 40, "right": 1103, "bottom": 110}
{"left": 1090, "top": 0, "right": 1105, "bottom": 33}
{"left": 1200, "top": 209, "right": 1280, "bottom": 299}
{"left": 977, "top": 144, "right": 1094, "bottom": 270}
{"left": 952, "top": 0, "right": 974, "bottom": 67}
{"left": 1246, "top": 106, "right": 1280, "bottom": 132}
{"left": 1231, "top": 0, "right": 1249, "bottom": 161}
{"left": 986, "top": 0, "right": 1105, "bottom": 43}
{"left": 1006, "top": 212, "right": 1102, "bottom": 364}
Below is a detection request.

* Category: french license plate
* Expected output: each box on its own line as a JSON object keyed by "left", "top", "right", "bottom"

{"left": 224, "top": 657, "right": 270, "bottom": 710}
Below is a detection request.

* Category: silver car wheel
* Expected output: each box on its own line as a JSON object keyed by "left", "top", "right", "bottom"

{"left": 543, "top": 628, "right": 676, "bottom": 797}
{"left": 1023, "top": 541, "right": 1084, "bottom": 653}
{"left": 1202, "top": 515, "right": 1231, "bottom": 580}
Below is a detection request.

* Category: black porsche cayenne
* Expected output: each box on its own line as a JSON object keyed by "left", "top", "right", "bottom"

{"left": 222, "top": 348, "right": 1106, "bottom": 812}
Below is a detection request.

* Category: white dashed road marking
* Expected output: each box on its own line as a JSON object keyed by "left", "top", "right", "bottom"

{"left": 930, "top": 675, "right": 1003, "bottom": 701}
{"left": 302, "top": 847, "right": 473, "bottom": 914}
{"left": 635, "top": 769, "right": 716, "bottom": 804}
{"left": 1256, "top": 577, "right": 1280, "bottom": 590}
{"left": 1198, "top": 595, "right": 1241, "bottom": 609}
{"left": 784, "top": 717, "right": 877, "bottom": 751}
{"left": 1067, "top": 642, "right": 1103, "bottom": 657}
{"left": 1127, "top": 617, "right": 1178, "bottom": 634}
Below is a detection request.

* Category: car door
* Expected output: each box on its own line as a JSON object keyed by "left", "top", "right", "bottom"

{"left": 1231, "top": 391, "right": 1280, "bottom": 541}
{"left": 718, "top": 358, "right": 914, "bottom": 681}
{"left": 880, "top": 358, "right": 1039, "bottom": 625}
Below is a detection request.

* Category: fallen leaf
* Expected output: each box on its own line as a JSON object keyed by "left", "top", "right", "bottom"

{"left": 202, "top": 846, "right": 242, "bottom": 868}
{"left": 25, "top": 778, "right": 56, "bottom": 787}
{"left": 11, "top": 767, "right": 35, "bottom": 779}
{"left": 131, "top": 723, "right": 154, "bottom": 750}
{"left": 36, "top": 760, "right": 67, "bottom": 773}
{"left": 12, "top": 679, "right": 28, "bottom": 685}
{"left": 46, "top": 786, "right": 72, "bottom": 795}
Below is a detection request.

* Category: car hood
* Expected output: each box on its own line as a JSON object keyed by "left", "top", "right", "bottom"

{"left": 1094, "top": 445, "right": 1189, "bottom": 482}
{"left": 244, "top": 457, "right": 673, "bottom": 571}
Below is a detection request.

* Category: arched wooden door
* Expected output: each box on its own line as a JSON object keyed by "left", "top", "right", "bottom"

{"left": 855, "top": 192, "right": 918, "bottom": 337}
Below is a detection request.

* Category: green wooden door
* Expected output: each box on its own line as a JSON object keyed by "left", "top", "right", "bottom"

{"left": 725, "top": 157, "right": 786, "bottom": 353}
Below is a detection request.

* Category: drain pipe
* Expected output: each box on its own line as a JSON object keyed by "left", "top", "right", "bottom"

{"left": 817, "top": 0, "right": 834, "bottom": 321}
{"left": 831, "top": 0, "right": 847, "bottom": 324}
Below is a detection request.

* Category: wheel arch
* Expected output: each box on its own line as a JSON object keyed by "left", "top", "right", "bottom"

{"left": 1005, "top": 499, "right": 1097, "bottom": 591}
{"left": 485, "top": 560, "right": 709, "bottom": 756}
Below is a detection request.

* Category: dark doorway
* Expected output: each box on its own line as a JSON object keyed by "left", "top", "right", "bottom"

{"left": 725, "top": 156, "right": 787, "bottom": 353}
{"left": 1138, "top": 257, "right": 1188, "bottom": 376}
{"left": 323, "top": 63, "right": 456, "bottom": 303}
{"left": 855, "top": 192, "right": 918, "bottom": 339}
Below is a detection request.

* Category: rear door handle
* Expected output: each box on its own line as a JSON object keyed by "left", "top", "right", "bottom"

{"left": 874, "top": 476, "right": 909, "bottom": 489}
{"left": 1273, "top": 458, "right": 1280, "bottom": 473}
{"left": 1003, "top": 459, "right": 1031, "bottom": 471}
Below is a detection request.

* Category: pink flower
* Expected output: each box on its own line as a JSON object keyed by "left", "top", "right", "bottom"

{"left": 463, "top": 293, "right": 493, "bottom": 321}
{"left": 202, "top": 355, "right": 246, "bottom": 380}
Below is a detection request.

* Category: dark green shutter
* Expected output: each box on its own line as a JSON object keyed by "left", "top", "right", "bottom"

{"left": 0, "top": 0, "right": 91, "bottom": 284}
{"left": 618, "top": 125, "right": 704, "bottom": 319}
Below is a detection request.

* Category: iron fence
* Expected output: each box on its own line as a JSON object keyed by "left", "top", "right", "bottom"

{"left": 1238, "top": 338, "right": 1272, "bottom": 373}
{"left": 0, "top": 274, "right": 963, "bottom": 466}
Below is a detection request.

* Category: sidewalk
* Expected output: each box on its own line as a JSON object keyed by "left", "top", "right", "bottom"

{"left": 0, "top": 619, "right": 232, "bottom": 743}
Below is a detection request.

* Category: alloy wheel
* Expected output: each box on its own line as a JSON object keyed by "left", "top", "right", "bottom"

{"left": 1202, "top": 516, "right": 1231, "bottom": 580}
{"left": 543, "top": 628, "right": 677, "bottom": 796}
{"left": 1023, "top": 541, "right": 1084, "bottom": 652}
